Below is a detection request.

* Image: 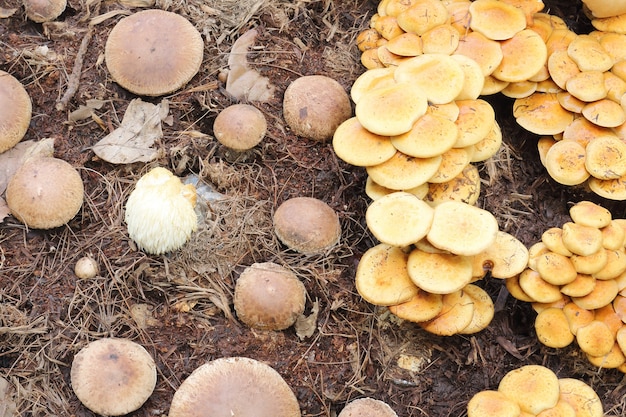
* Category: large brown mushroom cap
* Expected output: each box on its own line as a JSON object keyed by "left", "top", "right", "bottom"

{"left": 6, "top": 157, "right": 84, "bottom": 229}
{"left": 233, "top": 262, "right": 306, "bottom": 331}
{"left": 0, "top": 71, "right": 32, "bottom": 154}
{"left": 169, "top": 357, "right": 300, "bottom": 417}
{"left": 105, "top": 9, "right": 204, "bottom": 96}
{"left": 283, "top": 75, "right": 352, "bottom": 142}
{"left": 70, "top": 338, "right": 157, "bottom": 416}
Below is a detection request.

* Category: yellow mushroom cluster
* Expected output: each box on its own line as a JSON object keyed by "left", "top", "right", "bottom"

{"left": 467, "top": 365, "right": 603, "bottom": 417}
{"left": 356, "top": 199, "right": 529, "bottom": 336}
{"left": 506, "top": 201, "right": 626, "bottom": 371}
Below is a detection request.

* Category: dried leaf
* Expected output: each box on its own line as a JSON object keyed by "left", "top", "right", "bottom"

{"left": 0, "top": 376, "right": 17, "bottom": 417}
{"left": 226, "top": 29, "right": 276, "bottom": 102}
{"left": 0, "top": 138, "right": 55, "bottom": 196}
{"left": 130, "top": 303, "right": 159, "bottom": 329}
{"left": 0, "top": 7, "right": 17, "bottom": 18}
{"left": 295, "top": 299, "right": 319, "bottom": 340}
{"left": 91, "top": 98, "right": 169, "bottom": 164}
{"left": 68, "top": 99, "right": 106, "bottom": 122}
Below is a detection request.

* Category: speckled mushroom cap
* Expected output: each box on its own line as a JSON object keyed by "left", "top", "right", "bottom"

{"left": 0, "top": 71, "right": 32, "bottom": 154}
{"left": 105, "top": 9, "right": 204, "bottom": 96}
{"left": 338, "top": 397, "right": 398, "bottom": 417}
{"left": 168, "top": 357, "right": 301, "bottom": 417}
{"left": 70, "top": 338, "right": 157, "bottom": 416}
{"left": 213, "top": 104, "right": 267, "bottom": 151}
{"left": 282, "top": 75, "right": 352, "bottom": 142}
{"left": 273, "top": 197, "right": 341, "bottom": 255}
{"left": 6, "top": 157, "right": 84, "bottom": 229}
{"left": 234, "top": 262, "right": 306, "bottom": 331}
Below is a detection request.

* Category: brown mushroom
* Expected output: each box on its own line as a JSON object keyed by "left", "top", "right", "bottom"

{"left": 0, "top": 70, "right": 32, "bottom": 154}
{"left": 338, "top": 397, "right": 398, "bottom": 417}
{"left": 213, "top": 104, "right": 267, "bottom": 151}
{"left": 23, "top": 0, "right": 66, "bottom": 22}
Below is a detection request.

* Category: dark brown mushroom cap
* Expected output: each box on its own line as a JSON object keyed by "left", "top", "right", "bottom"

{"left": 0, "top": 71, "right": 32, "bottom": 153}
{"left": 213, "top": 104, "right": 267, "bottom": 151}
{"left": 105, "top": 9, "right": 204, "bottom": 96}
{"left": 6, "top": 157, "right": 84, "bottom": 229}
{"left": 273, "top": 197, "right": 341, "bottom": 254}
{"left": 168, "top": 357, "right": 301, "bottom": 417}
{"left": 282, "top": 75, "right": 352, "bottom": 142}
{"left": 234, "top": 262, "right": 306, "bottom": 331}
{"left": 70, "top": 338, "right": 157, "bottom": 416}
{"left": 23, "top": 0, "right": 66, "bottom": 22}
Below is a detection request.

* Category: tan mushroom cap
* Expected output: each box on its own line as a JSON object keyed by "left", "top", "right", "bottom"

{"left": 592, "top": 13, "right": 626, "bottom": 35}
{"left": 562, "top": 302, "right": 595, "bottom": 335}
{"left": 427, "top": 148, "right": 472, "bottom": 184}
{"left": 233, "top": 262, "right": 306, "bottom": 331}
{"left": 562, "top": 117, "right": 612, "bottom": 147}
{"left": 74, "top": 256, "right": 100, "bottom": 280}
{"left": 454, "top": 99, "right": 496, "bottom": 148}
{"left": 501, "top": 80, "right": 538, "bottom": 99}
{"left": 427, "top": 201, "right": 499, "bottom": 256}
{"left": 390, "top": 113, "right": 459, "bottom": 159}
{"left": 333, "top": 117, "right": 396, "bottom": 167}
{"left": 542, "top": 227, "right": 573, "bottom": 257}
{"left": 556, "top": 92, "right": 585, "bottom": 114}
{"left": 565, "top": 71, "right": 607, "bottom": 102}
{"left": 396, "top": 0, "right": 449, "bottom": 35}
{"left": 588, "top": 174, "right": 626, "bottom": 200}
{"left": 6, "top": 157, "right": 84, "bottom": 229}
{"left": 519, "top": 268, "right": 562, "bottom": 303}
{"left": 418, "top": 289, "right": 475, "bottom": 335}
{"left": 425, "top": 163, "right": 482, "bottom": 207}
{"left": 452, "top": 54, "right": 487, "bottom": 101}
{"left": 0, "top": 71, "right": 32, "bottom": 154}
{"left": 535, "top": 400, "right": 577, "bottom": 417}
{"left": 355, "top": 81, "right": 428, "bottom": 136}
{"left": 273, "top": 197, "right": 341, "bottom": 255}
{"left": 481, "top": 75, "right": 510, "bottom": 95}
{"left": 366, "top": 192, "right": 434, "bottom": 247}
{"left": 594, "top": 249, "right": 626, "bottom": 280}
{"left": 506, "top": 273, "right": 536, "bottom": 302}
{"left": 492, "top": 29, "right": 548, "bottom": 83}
{"left": 374, "top": 15, "right": 404, "bottom": 41}
{"left": 454, "top": 31, "right": 504, "bottom": 76}
{"left": 467, "top": 390, "right": 521, "bottom": 417}
{"left": 583, "top": 99, "right": 626, "bottom": 128}
{"left": 576, "top": 320, "right": 615, "bottom": 356}
{"left": 169, "top": 357, "right": 300, "bottom": 417}
{"left": 583, "top": 0, "right": 626, "bottom": 18}
{"left": 366, "top": 151, "right": 443, "bottom": 190}
{"left": 603, "top": 221, "right": 626, "bottom": 250}
{"left": 364, "top": 176, "right": 429, "bottom": 201}
{"left": 547, "top": 51, "right": 580, "bottom": 90}
{"left": 559, "top": 378, "right": 604, "bottom": 417}
{"left": 544, "top": 139, "right": 590, "bottom": 186}
{"left": 459, "top": 284, "right": 495, "bottom": 334}
{"left": 470, "top": 120, "right": 503, "bottom": 162}
{"left": 355, "top": 243, "right": 418, "bottom": 306}
{"left": 213, "top": 104, "right": 267, "bottom": 151}
{"left": 421, "top": 24, "right": 460, "bottom": 55}
{"left": 427, "top": 101, "right": 460, "bottom": 123}
{"left": 535, "top": 307, "right": 575, "bottom": 348}
{"left": 471, "top": 231, "right": 529, "bottom": 279}
{"left": 537, "top": 136, "right": 556, "bottom": 167}
{"left": 393, "top": 54, "right": 466, "bottom": 105}
{"left": 561, "top": 222, "right": 604, "bottom": 256}
{"left": 586, "top": 342, "right": 626, "bottom": 368}
{"left": 283, "top": 75, "right": 352, "bottom": 142}
{"left": 560, "top": 273, "right": 597, "bottom": 297}
{"left": 70, "top": 338, "right": 157, "bottom": 416}
{"left": 535, "top": 251, "right": 577, "bottom": 285}
{"left": 406, "top": 249, "right": 473, "bottom": 294}
{"left": 388, "top": 289, "right": 444, "bottom": 323}
{"left": 584, "top": 135, "right": 626, "bottom": 180}
{"left": 567, "top": 34, "right": 613, "bottom": 72}
{"left": 513, "top": 93, "right": 574, "bottom": 135}
{"left": 24, "top": 0, "right": 66, "bottom": 22}
{"left": 572, "top": 278, "right": 619, "bottom": 310}
{"left": 603, "top": 71, "right": 626, "bottom": 102}
{"left": 469, "top": 0, "right": 526, "bottom": 41}
{"left": 338, "top": 397, "right": 398, "bottom": 417}
{"left": 385, "top": 32, "right": 423, "bottom": 56}
{"left": 105, "top": 10, "right": 203, "bottom": 96}
{"left": 498, "top": 365, "right": 560, "bottom": 415}
{"left": 571, "top": 250, "right": 608, "bottom": 275}
{"left": 532, "top": 295, "right": 570, "bottom": 314}
{"left": 570, "top": 201, "right": 612, "bottom": 228}
{"left": 356, "top": 28, "right": 380, "bottom": 52}
{"left": 350, "top": 67, "right": 396, "bottom": 104}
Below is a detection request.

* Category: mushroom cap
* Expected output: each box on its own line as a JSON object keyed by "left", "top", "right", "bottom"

{"left": 454, "top": 99, "right": 496, "bottom": 148}
{"left": 558, "top": 378, "right": 604, "bottom": 417}
{"left": 565, "top": 70, "right": 607, "bottom": 102}
{"left": 572, "top": 278, "right": 618, "bottom": 310}
{"left": 602, "top": 221, "right": 626, "bottom": 250}
{"left": 492, "top": 29, "right": 548, "bottom": 83}
{"left": 396, "top": 0, "right": 449, "bottom": 35}
{"left": 469, "top": 0, "right": 527, "bottom": 41}
{"left": 513, "top": 93, "right": 574, "bottom": 136}
{"left": 24, "top": 0, "right": 66, "bottom": 22}
{"left": 366, "top": 151, "right": 443, "bottom": 191}
{"left": 355, "top": 243, "right": 418, "bottom": 306}
{"left": 498, "top": 365, "right": 560, "bottom": 415}
{"left": 454, "top": 31, "right": 504, "bottom": 77}
{"left": 390, "top": 113, "right": 459, "bottom": 159}
{"left": 418, "top": 289, "right": 475, "bottom": 335}
{"left": 536, "top": 251, "right": 577, "bottom": 285}
{"left": 350, "top": 67, "right": 396, "bottom": 104}
{"left": 169, "top": 357, "right": 300, "bottom": 417}
{"left": 338, "top": 397, "right": 398, "bottom": 417}
{"left": 470, "top": 119, "right": 503, "bottom": 162}
{"left": 518, "top": 268, "right": 562, "bottom": 303}
{"left": 583, "top": 0, "right": 626, "bottom": 18}
{"left": 74, "top": 256, "right": 99, "bottom": 279}
{"left": 6, "top": 157, "right": 84, "bottom": 229}
{"left": 233, "top": 262, "right": 306, "bottom": 331}
{"left": 471, "top": 230, "right": 529, "bottom": 279}
{"left": 569, "top": 201, "right": 612, "bottom": 228}
{"left": 213, "top": 104, "right": 267, "bottom": 151}
{"left": 543, "top": 139, "right": 590, "bottom": 186}
{"left": 586, "top": 342, "right": 626, "bottom": 369}
{"left": 562, "top": 302, "right": 595, "bottom": 335}
{"left": 594, "top": 248, "right": 626, "bottom": 280}
{"left": 273, "top": 197, "right": 341, "bottom": 255}
{"left": 576, "top": 320, "right": 615, "bottom": 356}
{"left": 541, "top": 227, "right": 573, "bottom": 257}
{"left": 0, "top": 71, "right": 32, "bottom": 154}
{"left": 582, "top": 99, "right": 626, "bottom": 128}
{"left": 468, "top": 390, "right": 521, "bottom": 417}
{"left": 427, "top": 148, "right": 472, "bottom": 184}
{"left": 560, "top": 273, "right": 597, "bottom": 297}
{"left": 534, "top": 307, "right": 575, "bottom": 348}
{"left": 459, "top": 283, "right": 495, "bottom": 334}
{"left": 332, "top": 117, "right": 397, "bottom": 166}
{"left": 571, "top": 247, "right": 609, "bottom": 276}
{"left": 388, "top": 289, "right": 444, "bottom": 323}
{"left": 105, "top": 9, "right": 204, "bottom": 96}
{"left": 561, "top": 222, "right": 604, "bottom": 256}
{"left": 407, "top": 248, "right": 473, "bottom": 294}
{"left": 124, "top": 167, "right": 197, "bottom": 254}
{"left": 70, "top": 338, "right": 157, "bottom": 416}
{"left": 283, "top": 75, "right": 352, "bottom": 142}
{"left": 588, "top": 174, "right": 626, "bottom": 200}
{"left": 425, "top": 163, "right": 482, "bottom": 207}
{"left": 567, "top": 34, "right": 613, "bottom": 73}
{"left": 421, "top": 24, "right": 460, "bottom": 56}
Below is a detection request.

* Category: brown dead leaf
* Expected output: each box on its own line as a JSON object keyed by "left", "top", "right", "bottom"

{"left": 0, "top": 7, "right": 17, "bottom": 18}
{"left": 91, "top": 98, "right": 169, "bottom": 164}
{"left": 295, "top": 298, "right": 319, "bottom": 340}
{"left": 0, "top": 138, "right": 55, "bottom": 196}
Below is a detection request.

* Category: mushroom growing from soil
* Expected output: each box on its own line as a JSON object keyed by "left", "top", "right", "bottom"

{"left": 74, "top": 256, "right": 99, "bottom": 279}
{"left": 0, "top": 70, "right": 32, "bottom": 154}
{"left": 70, "top": 338, "right": 157, "bottom": 416}
{"left": 338, "top": 397, "right": 398, "bottom": 417}
{"left": 124, "top": 167, "right": 197, "bottom": 255}
{"left": 273, "top": 196, "right": 341, "bottom": 255}
{"left": 6, "top": 157, "right": 84, "bottom": 229}
{"left": 233, "top": 262, "right": 306, "bottom": 331}
{"left": 105, "top": 9, "right": 204, "bottom": 96}
{"left": 282, "top": 75, "right": 353, "bottom": 142}
{"left": 213, "top": 104, "right": 267, "bottom": 151}
{"left": 168, "top": 356, "right": 300, "bottom": 417}
{"left": 23, "top": 0, "right": 66, "bottom": 22}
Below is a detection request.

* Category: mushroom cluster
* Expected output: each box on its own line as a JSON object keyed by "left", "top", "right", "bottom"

{"left": 506, "top": 201, "right": 626, "bottom": 371}
{"left": 356, "top": 199, "right": 529, "bottom": 336}
{"left": 467, "top": 365, "right": 603, "bottom": 417}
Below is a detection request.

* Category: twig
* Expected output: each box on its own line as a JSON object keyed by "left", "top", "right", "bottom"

{"left": 56, "top": 24, "right": 95, "bottom": 111}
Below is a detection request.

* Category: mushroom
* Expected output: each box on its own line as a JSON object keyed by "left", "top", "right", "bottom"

{"left": 406, "top": 248, "right": 473, "bottom": 294}
{"left": 558, "top": 378, "right": 604, "bottom": 417}
{"left": 469, "top": 0, "right": 527, "bottom": 41}
{"left": 582, "top": 0, "right": 626, "bottom": 18}
{"left": 273, "top": 197, "right": 341, "bottom": 255}
{"left": 454, "top": 31, "right": 504, "bottom": 77}
{"left": 534, "top": 307, "right": 575, "bottom": 348}
{"left": 576, "top": 320, "right": 615, "bottom": 357}
{"left": 569, "top": 200, "right": 612, "bottom": 228}
{"left": 233, "top": 262, "right": 306, "bottom": 331}
{"left": 471, "top": 230, "right": 529, "bottom": 279}
{"left": 74, "top": 256, "right": 99, "bottom": 279}
{"left": 6, "top": 157, "right": 84, "bottom": 229}
{"left": 389, "top": 113, "right": 459, "bottom": 159}
{"left": 388, "top": 289, "right": 443, "bottom": 323}
{"left": 492, "top": 29, "right": 548, "bottom": 83}
{"left": 338, "top": 397, "right": 398, "bottom": 417}
{"left": 0, "top": 70, "right": 32, "bottom": 154}
{"left": 395, "top": 0, "right": 448, "bottom": 35}
{"left": 418, "top": 289, "right": 475, "bottom": 335}
{"left": 467, "top": 390, "right": 521, "bottom": 417}
{"left": 70, "top": 338, "right": 157, "bottom": 416}
{"left": 105, "top": 9, "right": 204, "bottom": 96}
{"left": 332, "top": 117, "right": 397, "bottom": 167}
{"left": 124, "top": 167, "right": 198, "bottom": 255}
{"left": 23, "top": 0, "right": 66, "bottom": 22}
{"left": 366, "top": 151, "right": 443, "bottom": 191}
{"left": 169, "top": 357, "right": 300, "bottom": 417}
{"left": 213, "top": 104, "right": 267, "bottom": 151}
{"left": 282, "top": 75, "right": 352, "bottom": 142}
{"left": 498, "top": 365, "right": 560, "bottom": 415}
{"left": 458, "top": 283, "right": 495, "bottom": 334}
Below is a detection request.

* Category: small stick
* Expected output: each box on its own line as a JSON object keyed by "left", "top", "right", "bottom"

{"left": 56, "top": 24, "right": 95, "bottom": 111}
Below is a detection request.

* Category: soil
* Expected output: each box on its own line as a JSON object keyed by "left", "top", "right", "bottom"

{"left": 1, "top": 0, "right": 626, "bottom": 416}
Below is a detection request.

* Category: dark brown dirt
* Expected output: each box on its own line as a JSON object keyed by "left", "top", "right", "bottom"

{"left": 1, "top": 1, "right": 626, "bottom": 416}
